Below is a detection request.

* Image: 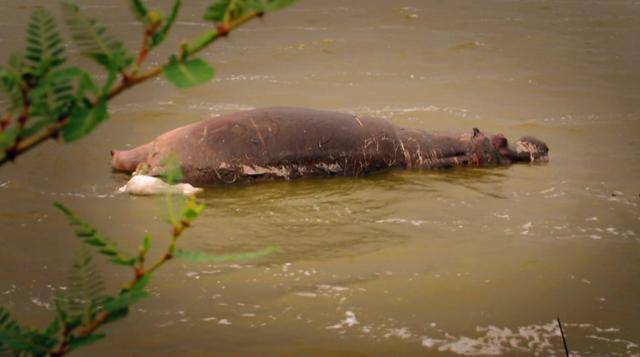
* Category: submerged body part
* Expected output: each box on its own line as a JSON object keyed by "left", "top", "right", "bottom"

{"left": 118, "top": 175, "right": 203, "bottom": 196}
{"left": 111, "top": 107, "right": 549, "bottom": 186}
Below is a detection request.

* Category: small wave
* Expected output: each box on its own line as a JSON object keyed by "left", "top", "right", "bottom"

{"left": 340, "top": 105, "right": 471, "bottom": 119}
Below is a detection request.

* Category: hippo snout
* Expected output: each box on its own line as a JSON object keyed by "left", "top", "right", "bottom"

{"left": 111, "top": 150, "right": 135, "bottom": 172}
{"left": 110, "top": 142, "right": 153, "bottom": 173}
{"left": 511, "top": 136, "right": 549, "bottom": 162}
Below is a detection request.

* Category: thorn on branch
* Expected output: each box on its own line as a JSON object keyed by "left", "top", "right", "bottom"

{"left": 122, "top": 72, "right": 134, "bottom": 85}
{"left": 134, "top": 268, "right": 144, "bottom": 279}
{"left": 0, "top": 117, "right": 9, "bottom": 131}
{"left": 217, "top": 24, "right": 229, "bottom": 37}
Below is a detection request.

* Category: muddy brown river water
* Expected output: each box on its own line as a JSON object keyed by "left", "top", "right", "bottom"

{"left": 1, "top": 0, "right": 640, "bottom": 355}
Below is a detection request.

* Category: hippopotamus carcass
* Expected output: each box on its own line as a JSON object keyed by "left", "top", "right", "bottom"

{"left": 111, "top": 107, "right": 549, "bottom": 186}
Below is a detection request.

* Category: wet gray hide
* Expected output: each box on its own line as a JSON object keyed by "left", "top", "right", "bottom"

{"left": 111, "top": 107, "right": 549, "bottom": 185}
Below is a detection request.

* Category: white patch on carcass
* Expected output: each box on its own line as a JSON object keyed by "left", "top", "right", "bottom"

{"left": 240, "top": 164, "right": 291, "bottom": 179}
{"left": 315, "top": 162, "right": 343, "bottom": 174}
{"left": 118, "top": 175, "right": 203, "bottom": 196}
{"left": 515, "top": 141, "right": 536, "bottom": 162}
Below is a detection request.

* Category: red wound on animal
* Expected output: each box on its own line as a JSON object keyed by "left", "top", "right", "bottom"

{"left": 492, "top": 134, "right": 508, "bottom": 149}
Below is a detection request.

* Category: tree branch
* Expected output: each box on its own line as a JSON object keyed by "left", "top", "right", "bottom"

{"left": 49, "top": 215, "right": 191, "bottom": 356}
{"left": 0, "top": 11, "right": 262, "bottom": 168}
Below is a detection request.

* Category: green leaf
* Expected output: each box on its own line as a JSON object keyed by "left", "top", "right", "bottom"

{"left": 0, "top": 307, "right": 58, "bottom": 355}
{"left": 175, "top": 246, "right": 280, "bottom": 263}
{"left": 150, "top": 0, "right": 181, "bottom": 48}
{"left": 101, "top": 305, "right": 129, "bottom": 325}
{"left": 43, "top": 66, "right": 98, "bottom": 106}
{"left": 49, "top": 66, "right": 82, "bottom": 82}
{"left": 103, "top": 275, "right": 150, "bottom": 317}
{"left": 0, "top": 127, "right": 18, "bottom": 151}
{"left": 61, "top": 96, "right": 108, "bottom": 142}
{"left": 77, "top": 71, "right": 100, "bottom": 97}
{"left": 203, "top": 0, "right": 295, "bottom": 23}
{"left": 263, "top": 0, "right": 297, "bottom": 11}
{"left": 182, "top": 197, "right": 205, "bottom": 222}
{"left": 58, "top": 248, "right": 106, "bottom": 327}
{"left": 0, "top": 67, "right": 23, "bottom": 114}
{"left": 25, "top": 7, "right": 66, "bottom": 77}
{"left": 161, "top": 154, "right": 183, "bottom": 184}
{"left": 27, "top": 67, "right": 80, "bottom": 126}
{"left": 203, "top": 0, "right": 232, "bottom": 23}
{"left": 53, "top": 202, "right": 136, "bottom": 266}
{"left": 163, "top": 55, "right": 214, "bottom": 88}
{"left": 8, "top": 54, "right": 25, "bottom": 73}
{"left": 139, "top": 234, "right": 152, "bottom": 258}
{"left": 130, "top": 0, "right": 149, "bottom": 22}
{"left": 68, "top": 333, "right": 106, "bottom": 351}
{"left": 43, "top": 316, "right": 61, "bottom": 338}
{"left": 61, "top": 2, "right": 133, "bottom": 72}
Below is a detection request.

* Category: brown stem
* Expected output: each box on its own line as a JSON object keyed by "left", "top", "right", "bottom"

{"left": 4, "top": 87, "right": 31, "bottom": 162}
{"left": 0, "top": 119, "right": 66, "bottom": 166}
{"left": 134, "top": 23, "right": 158, "bottom": 71}
{"left": 49, "top": 324, "right": 71, "bottom": 357}
{"left": 0, "top": 113, "right": 11, "bottom": 131}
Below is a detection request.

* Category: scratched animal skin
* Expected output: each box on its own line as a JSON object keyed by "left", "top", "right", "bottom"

{"left": 111, "top": 107, "right": 549, "bottom": 185}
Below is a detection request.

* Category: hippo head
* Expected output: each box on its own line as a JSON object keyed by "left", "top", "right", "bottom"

{"left": 468, "top": 130, "right": 549, "bottom": 165}
{"left": 511, "top": 136, "right": 549, "bottom": 162}
{"left": 490, "top": 134, "right": 549, "bottom": 163}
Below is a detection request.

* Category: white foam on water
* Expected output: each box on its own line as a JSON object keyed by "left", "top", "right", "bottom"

{"left": 30, "top": 297, "right": 51, "bottom": 310}
{"left": 327, "top": 311, "right": 359, "bottom": 330}
{"left": 384, "top": 327, "right": 412, "bottom": 339}
{"left": 420, "top": 321, "right": 560, "bottom": 355}
{"left": 586, "top": 335, "right": 638, "bottom": 350}
{"left": 295, "top": 292, "right": 317, "bottom": 298}
{"left": 375, "top": 218, "right": 426, "bottom": 226}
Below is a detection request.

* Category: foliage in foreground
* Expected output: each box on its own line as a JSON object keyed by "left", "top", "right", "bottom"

{"left": 0, "top": 197, "right": 203, "bottom": 355}
{"left": 0, "top": 0, "right": 294, "bottom": 355}
{"left": 0, "top": 0, "right": 296, "bottom": 166}
{"left": 0, "top": 195, "right": 276, "bottom": 356}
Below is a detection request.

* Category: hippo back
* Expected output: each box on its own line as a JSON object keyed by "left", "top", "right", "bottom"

{"left": 146, "top": 107, "right": 407, "bottom": 184}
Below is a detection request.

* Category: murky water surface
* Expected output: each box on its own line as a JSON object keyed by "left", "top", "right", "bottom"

{"left": 1, "top": 0, "right": 640, "bottom": 355}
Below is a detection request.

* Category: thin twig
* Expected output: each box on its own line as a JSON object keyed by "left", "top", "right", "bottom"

{"left": 557, "top": 314, "right": 570, "bottom": 357}
{"left": 0, "top": 113, "right": 11, "bottom": 131}
{"left": 135, "top": 29, "right": 152, "bottom": 68}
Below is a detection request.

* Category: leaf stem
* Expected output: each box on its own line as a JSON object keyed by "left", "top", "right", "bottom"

{"left": 0, "top": 113, "right": 11, "bottom": 131}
